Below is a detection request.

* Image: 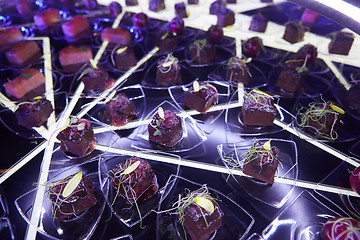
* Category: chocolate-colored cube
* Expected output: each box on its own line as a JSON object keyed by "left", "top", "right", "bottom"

{"left": 15, "top": 97, "right": 53, "bottom": 128}
{"left": 175, "top": 2, "right": 187, "bottom": 18}
{"left": 216, "top": 8, "right": 235, "bottom": 27}
{"left": 183, "top": 82, "right": 218, "bottom": 113}
{"left": 328, "top": 31, "right": 354, "bottom": 55}
{"left": 283, "top": 21, "right": 307, "bottom": 44}
{"left": 249, "top": 14, "right": 268, "bottom": 33}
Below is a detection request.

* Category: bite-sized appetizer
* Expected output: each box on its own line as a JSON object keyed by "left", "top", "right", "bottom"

{"left": 175, "top": 185, "right": 224, "bottom": 240}
{"left": 155, "top": 30, "right": 178, "bottom": 53}
{"left": 249, "top": 14, "right": 268, "bottom": 33}
{"left": 101, "top": 27, "right": 131, "bottom": 46}
{"left": 149, "top": 0, "right": 165, "bottom": 12}
{"left": 61, "top": 16, "right": 90, "bottom": 39}
{"left": 16, "top": 0, "right": 31, "bottom": 16}
{"left": 5, "top": 40, "right": 41, "bottom": 65}
{"left": 81, "top": 64, "right": 115, "bottom": 92}
{"left": 156, "top": 54, "right": 182, "bottom": 86}
{"left": 33, "top": 8, "right": 61, "bottom": 29}
{"left": 105, "top": 92, "right": 138, "bottom": 126}
{"left": 210, "top": 0, "right": 226, "bottom": 15}
{"left": 243, "top": 37, "right": 264, "bottom": 58}
{"left": 15, "top": 96, "right": 53, "bottom": 128}
{"left": 175, "top": 2, "right": 188, "bottom": 18}
{"left": 113, "top": 46, "right": 137, "bottom": 71}
{"left": 0, "top": 27, "right": 23, "bottom": 47}
{"left": 297, "top": 101, "right": 344, "bottom": 139}
{"left": 276, "top": 59, "right": 309, "bottom": 93}
{"left": 132, "top": 12, "right": 148, "bottom": 28}
{"left": 189, "top": 39, "right": 216, "bottom": 65}
{"left": 110, "top": 157, "right": 158, "bottom": 204}
{"left": 4, "top": 68, "right": 45, "bottom": 100}
{"left": 349, "top": 166, "right": 360, "bottom": 195}
{"left": 148, "top": 107, "right": 183, "bottom": 147}
{"left": 183, "top": 81, "right": 218, "bottom": 113}
{"left": 242, "top": 140, "right": 280, "bottom": 184}
{"left": 169, "top": 17, "right": 184, "bottom": 35}
{"left": 242, "top": 89, "right": 276, "bottom": 126}
{"left": 48, "top": 172, "right": 97, "bottom": 221}
{"left": 207, "top": 25, "right": 224, "bottom": 44}
{"left": 344, "top": 84, "right": 360, "bottom": 116}
{"left": 226, "top": 56, "right": 251, "bottom": 85}
{"left": 282, "top": 21, "right": 307, "bottom": 44}
{"left": 109, "top": 2, "right": 123, "bottom": 18}
{"left": 328, "top": 31, "right": 354, "bottom": 55}
{"left": 126, "top": 0, "right": 138, "bottom": 5}
{"left": 216, "top": 8, "right": 235, "bottom": 27}
{"left": 57, "top": 117, "right": 97, "bottom": 157}
{"left": 59, "top": 45, "right": 93, "bottom": 73}
{"left": 295, "top": 44, "right": 318, "bottom": 66}
{"left": 322, "top": 217, "right": 360, "bottom": 240}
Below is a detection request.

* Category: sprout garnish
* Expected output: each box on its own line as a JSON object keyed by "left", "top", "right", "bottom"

{"left": 116, "top": 46, "right": 128, "bottom": 54}
{"left": 159, "top": 54, "right": 178, "bottom": 73}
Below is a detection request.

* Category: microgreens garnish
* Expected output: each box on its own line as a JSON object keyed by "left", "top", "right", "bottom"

{"left": 22, "top": 73, "right": 32, "bottom": 79}
{"left": 243, "top": 89, "right": 276, "bottom": 114}
{"left": 158, "top": 54, "right": 178, "bottom": 74}
{"left": 190, "top": 39, "right": 206, "bottom": 49}
{"left": 116, "top": 46, "right": 128, "bottom": 54}
{"left": 227, "top": 56, "right": 252, "bottom": 79}
{"left": 62, "top": 171, "right": 83, "bottom": 198}
{"left": 76, "top": 66, "right": 94, "bottom": 81}
{"left": 161, "top": 30, "right": 169, "bottom": 40}
{"left": 61, "top": 117, "right": 86, "bottom": 131}
{"left": 80, "top": 46, "right": 87, "bottom": 51}
{"left": 324, "top": 217, "right": 360, "bottom": 239}
{"left": 296, "top": 101, "right": 344, "bottom": 140}
{"left": 15, "top": 96, "right": 45, "bottom": 111}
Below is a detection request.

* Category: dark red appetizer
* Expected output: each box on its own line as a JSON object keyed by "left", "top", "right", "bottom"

{"left": 175, "top": 185, "right": 224, "bottom": 240}
{"left": 113, "top": 46, "right": 137, "bottom": 71}
{"left": 344, "top": 84, "right": 360, "bottom": 116}
{"left": 110, "top": 157, "right": 158, "bottom": 204}
{"left": 105, "top": 92, "right": 138, "bottom": 126}
{"left": 183, "top": 81, "right": 218, "bottom": 113}
{"left": 226, "top": 56, "right": 251, "bottom": 85}
{"left": 296, "top": 101, "right": 344, "bottom": 140}
{"left": 242, "top": 89, "right": 276, "bottom": 126}
{"left": 155, "top": 30, "right": 178, "bottom": 52}
{"left": 148, "top": 107, "right": 183, "bottom": 147}
{"left": 349, "top": 166, "right": 360, "bottom": 195}
{"left": 57, "top": 117, "right": 97, "bottom": 157}
{"left": 169, "top": 17, "right": 184, "bottom": 35}
{"left": 109, "top": 2, "right": 123, "bottom": 17}
{"left": 175, "top": 2, "right": 188, "bottom": 18}
{"left": 282, "top": 21, "right": 307, "bottom": 44}
{"left": 322, "top": 217, "right": 360, "bottom": 240}
{"left": 156, "top": 54, "right": 182, "bottom": 86}
{"left": 149, "top": 0, "right": 165, "bottom": 12}
{"left": 80, "top": 64, "right": 115, "bottom": 92}
{"left": 48, "top": 172, "right": 97, "bottom": 221}
{"left": 242, "top": 140, "right": 280, "bottom": 184}
{"left": 132, "top": 12, "right": 148, "bottom": 28}
{"left": 207, "top": 25, "right": 224, "bottom": 44}
{"left": 328, "top": 31, "right": 354, "bottom": 55}
{"left": 189, "top": 39, "right": 216, "bottom": 65}
{"left": 243, "top": 37, "right": 264, "bottom": 58}
{"left": 249, "top": 14, "right": 268, "bottom": 33}
{"left": 295, "top": 44, "right": 318, "bottom": 66}
{"left": 276, "top": 59, "right": 309, "bottom": 93}
{"left": 216, "top": 8, "right": 235, "bottom": 27}
{"left": 15, "top": 96, "right": 53, "bottom": 128}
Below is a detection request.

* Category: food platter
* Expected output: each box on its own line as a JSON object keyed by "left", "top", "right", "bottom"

{"left": 0, "top": 0, "right": 360, "bottom": 239}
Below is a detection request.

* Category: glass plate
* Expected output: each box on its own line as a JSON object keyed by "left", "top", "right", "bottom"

{"left": 131, "top": 101, "right": 207, "bottom": 153}
{"left": 268, "top": 66, "right": 332, "bottom": 99}
{"left": 184, "top": 44, "right": 234, "bottom": 68}
{"left": 49, "top": 119, "right": 119, "bottom": 170}
{"left": 98, "top": 152, "right": 180, "bottom": 227}
{"left": 85, "top": 84, "right": 146, "bottom": 129}
{"left": 225, "top": 88, "right": 293, "bottom": 136}
{"left": 0, "top": 91, "right": 68, "bottom": 139}
{"left": 261, "top": 191, "right": 343, "bottom": 240}
{"left": 14, "top": 165, "right": 106, "bottom": 240}
{"left": 0, "top": 217, "right": 15, "bottom": 240}
{"left": 141, "top": 60, "right": 198, "bottom": 90}
{"left": 168, "top": 80, "right": 230, "bottom": 133}
{"left": 156, "top": 175, "right": 255, "bottom": 240}
{"left": 208, "top": 61, "right": 268, "bottom": 89}
{"left": 217, "top": 138, "right": 298, "bottom": 208}
{"left": 350, "top": 140, "right": 360, "bottom": 159}
{"left": 292, "top": 95, "right": 360, "bottom": 142}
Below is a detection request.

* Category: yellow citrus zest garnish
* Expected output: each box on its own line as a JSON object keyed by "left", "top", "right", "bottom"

{"left": 116, "top": 46, "right": 128, "bottom": 54}
{"left": 330, "top": 104, "right": 345, "bottom": 114}
{"left": 122, "top": 161, "right": 140, "bottom": 175}
{"left": 33, "top": 96, "right": 42, "bottom": 100}
{"left": 62, "top": 171, "right": 83, "bottom": 198}
{"left": 251, "top": 89, "right": 273, "bottom": 98}
{"left": 194, "top": 196, "right": 214, "bottom": 213}
{"left": 263, "top": 140, "right": 272, "bottom": 151}
{"left": 158, "top": 107, "right": 165, "bottom": 119}
{"left": 193, "top": 80, "right": 200, "bottom": 92}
